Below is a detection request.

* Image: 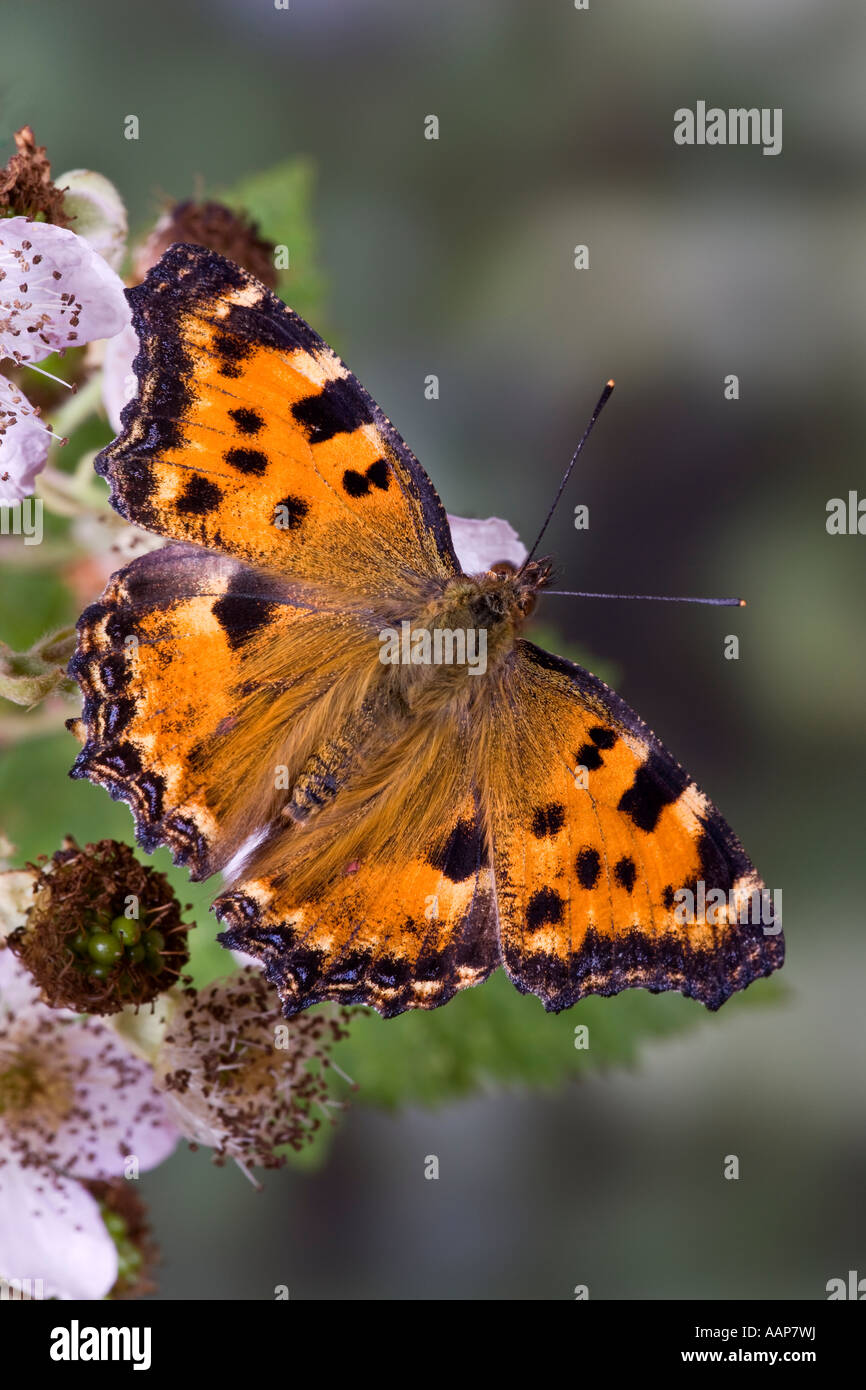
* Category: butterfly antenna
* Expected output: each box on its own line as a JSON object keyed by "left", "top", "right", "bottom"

{"left": 518, "top": 379, "right": 615, "bottom": 573}
{"left": 545, "top": 590, "right": 746, "bottom": 607}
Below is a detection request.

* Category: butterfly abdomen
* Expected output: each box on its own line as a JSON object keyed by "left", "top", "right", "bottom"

{"left": 282, "top": 702, "right": 378, "bottom": 823}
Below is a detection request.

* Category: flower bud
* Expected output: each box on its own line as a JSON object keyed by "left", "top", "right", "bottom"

{"left": 132, "top": 199, "right": 277, "bottom": 287}
{"left": 7, "top": 837, "right": 190, "bottom": 1015}
{"left": 56, "top": 169, "right": 128, "bottom": 271}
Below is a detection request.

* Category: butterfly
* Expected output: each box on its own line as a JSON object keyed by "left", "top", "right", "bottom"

{"left": 68, "top": 244, "right": 784, "bottom": 1019}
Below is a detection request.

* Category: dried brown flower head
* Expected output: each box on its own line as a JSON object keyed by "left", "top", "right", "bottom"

{"left": 0, "top": 126, "right": 69, "bottom": 225}
{"left": 133, "top": 199, "right": 277, "bottom": 286}
{"left": 7, "top": 837, "right": 190, "bottom": 1015}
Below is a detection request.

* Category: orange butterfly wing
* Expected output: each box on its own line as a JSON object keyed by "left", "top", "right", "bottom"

{"left": 69, "top": 543, "right": 383, "bottom": 880}
{"left": 482, "top": 641, "right": 783, "bottom": 1011}
{"left": 217, "top": 785, "right": 499, "bottom": 1018}
{"left": 96, "top": 244, "right": 458, "bottom": 593}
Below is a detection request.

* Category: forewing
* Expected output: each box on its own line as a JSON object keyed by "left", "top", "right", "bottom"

{"left": 96, "top": 244, "right": 459, "bottom": 593}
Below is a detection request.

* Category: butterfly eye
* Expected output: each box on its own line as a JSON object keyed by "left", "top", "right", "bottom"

{"left": 518, "top": 590, "right": 540, "bottom": 618}
{"left": 489, "top": 561, "right": 516, "bottom": 578}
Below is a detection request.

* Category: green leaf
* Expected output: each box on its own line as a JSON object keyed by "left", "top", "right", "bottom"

{"left": 218, "top": 159, "right": 325, "bottom": 320}
{"left": 331, "top": 968, "right": 784, "bottom": 1109}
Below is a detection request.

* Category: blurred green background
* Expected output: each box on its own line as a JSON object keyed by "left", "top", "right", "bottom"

{"left": 1, "top": 0, "right": 864, "bottom": 1299}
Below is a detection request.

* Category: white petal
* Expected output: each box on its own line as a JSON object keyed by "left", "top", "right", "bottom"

{"left": 55, "top": 169, "right": 128, "bottom": 272}
{"left": 0, "top": 216, "right": 129, "bottom": 365}
{"left": 0, "top": 944, "right": 82, "bottom": 1037}
{"left": 0, "top": 373, "right": 50, "bottom": 500}
{"left": 447, "top": 514, "right": 528, "bottom": 575}
{"left": 110, "top": 992, "right": 178, "bottom": 1067}
{"left": 0, "top": 1162, "right": 117, "bottom": 1300}
{"left": 0, "top": 938, "right": 43, "bottom": 1017}
{"left": 0, "top": 868, "right": 36, "bottom": 941}
{"left": 101, "top": 320, "right": 139, "bottom": 433}
{"left": 1, "top": 956, "right": 178, "bottom": 1180}
{"left": 43, "top": 1019, "right": 179, "bottom": 1179}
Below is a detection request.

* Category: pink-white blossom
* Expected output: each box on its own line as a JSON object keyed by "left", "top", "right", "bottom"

{"left": 0, "top": 216, "right": 128, "bottom": 366}
{"left": 0, "top": 217, "right": 130, "bottom": 501}
{"left": 447, "top": 514, "right": 528, "bottom": 574}
{"left": 56, "top": 169, "right": 128, "bottom": 272}
{"left": 101, "top": 319, "right": 139, "bottom": 434}
{"left": 0, "top": 947, "right": 178, "bottom": 1300}
{"left": 0, "top": 1166, "right": 116, "bottom": 1302}
{"left": 0, "top": 373, "right": 51, "bottom": 501}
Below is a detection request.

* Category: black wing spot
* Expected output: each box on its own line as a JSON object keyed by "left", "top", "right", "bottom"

{"left": 224, "top": 447, "right": 268, "bottom": 477}
{"left": 415, "top": 948, "right": 449, "bottom": 983}
{"left": 103, "top": 697, "right": 135, "bottom": 739}
{"left": 575, "top": 846, "right": 601, "bottom": 889}
{"left": 285, "top": 947, "right": 325, "bottom": 992}
{"left": 576, "top": 742, "right": 604, "bottom": 771}
{"left": 526, "top": 887, "right": 564, "bottom": 930}
{"left": 342, "top": 459, "right": 392, "bottom": 498}
{"left": 99, "top": 655, "right": 127, "bottom": 692}
{"left": 292, "top": 378, "right": 374, "bottom": 444}
{"left": 614, "top": 856, "right": 637, "bottom": 893}
{"left": 273, "top": 495, "right": 309, "bottom": 530}
{"left": 530, "top": 803, "right": 566, "bottom": 838}
{"left": 588, "top": 726, "right": 617, "bottom": 749}
{"left": 228, "top": 407, "right": 264, "bottom": 436}
{"left": 212, "top": 573, "right": 275, "bottom": 650}
{"left": 618, "top": 752, "right": 689, "bottom": 833}
{"left": 366, "top": 458, "right": 390, "bottom": 490}
{"left": 662, "top": 884, "right": 676, "bottom": 911}
{"left": 369, "top": 955, "right": 411, "bottom": 990}
{"left": 342, "top": 469, "right": 370, "bottom": 498}
{"left": 429, "top": 816, "right": 480, "bottom": 883}
{"left": 328, "top": 949, "right": 371, "bottom": 986}
{"left": 178, "top": 474, "right": 223, "bottom": 515}
{"left": 104, "top": 609, "right": 133, "bottom": 645}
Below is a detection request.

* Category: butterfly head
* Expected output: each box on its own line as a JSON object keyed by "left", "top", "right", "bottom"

{"left": 431, "top": 557, "right": 553, "bottom": 650}
{"left": 390, "top": 559, "right": 553, "bottom": 693}
{"left": 486, "top": 556, "right": 553, "bottom": 620}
